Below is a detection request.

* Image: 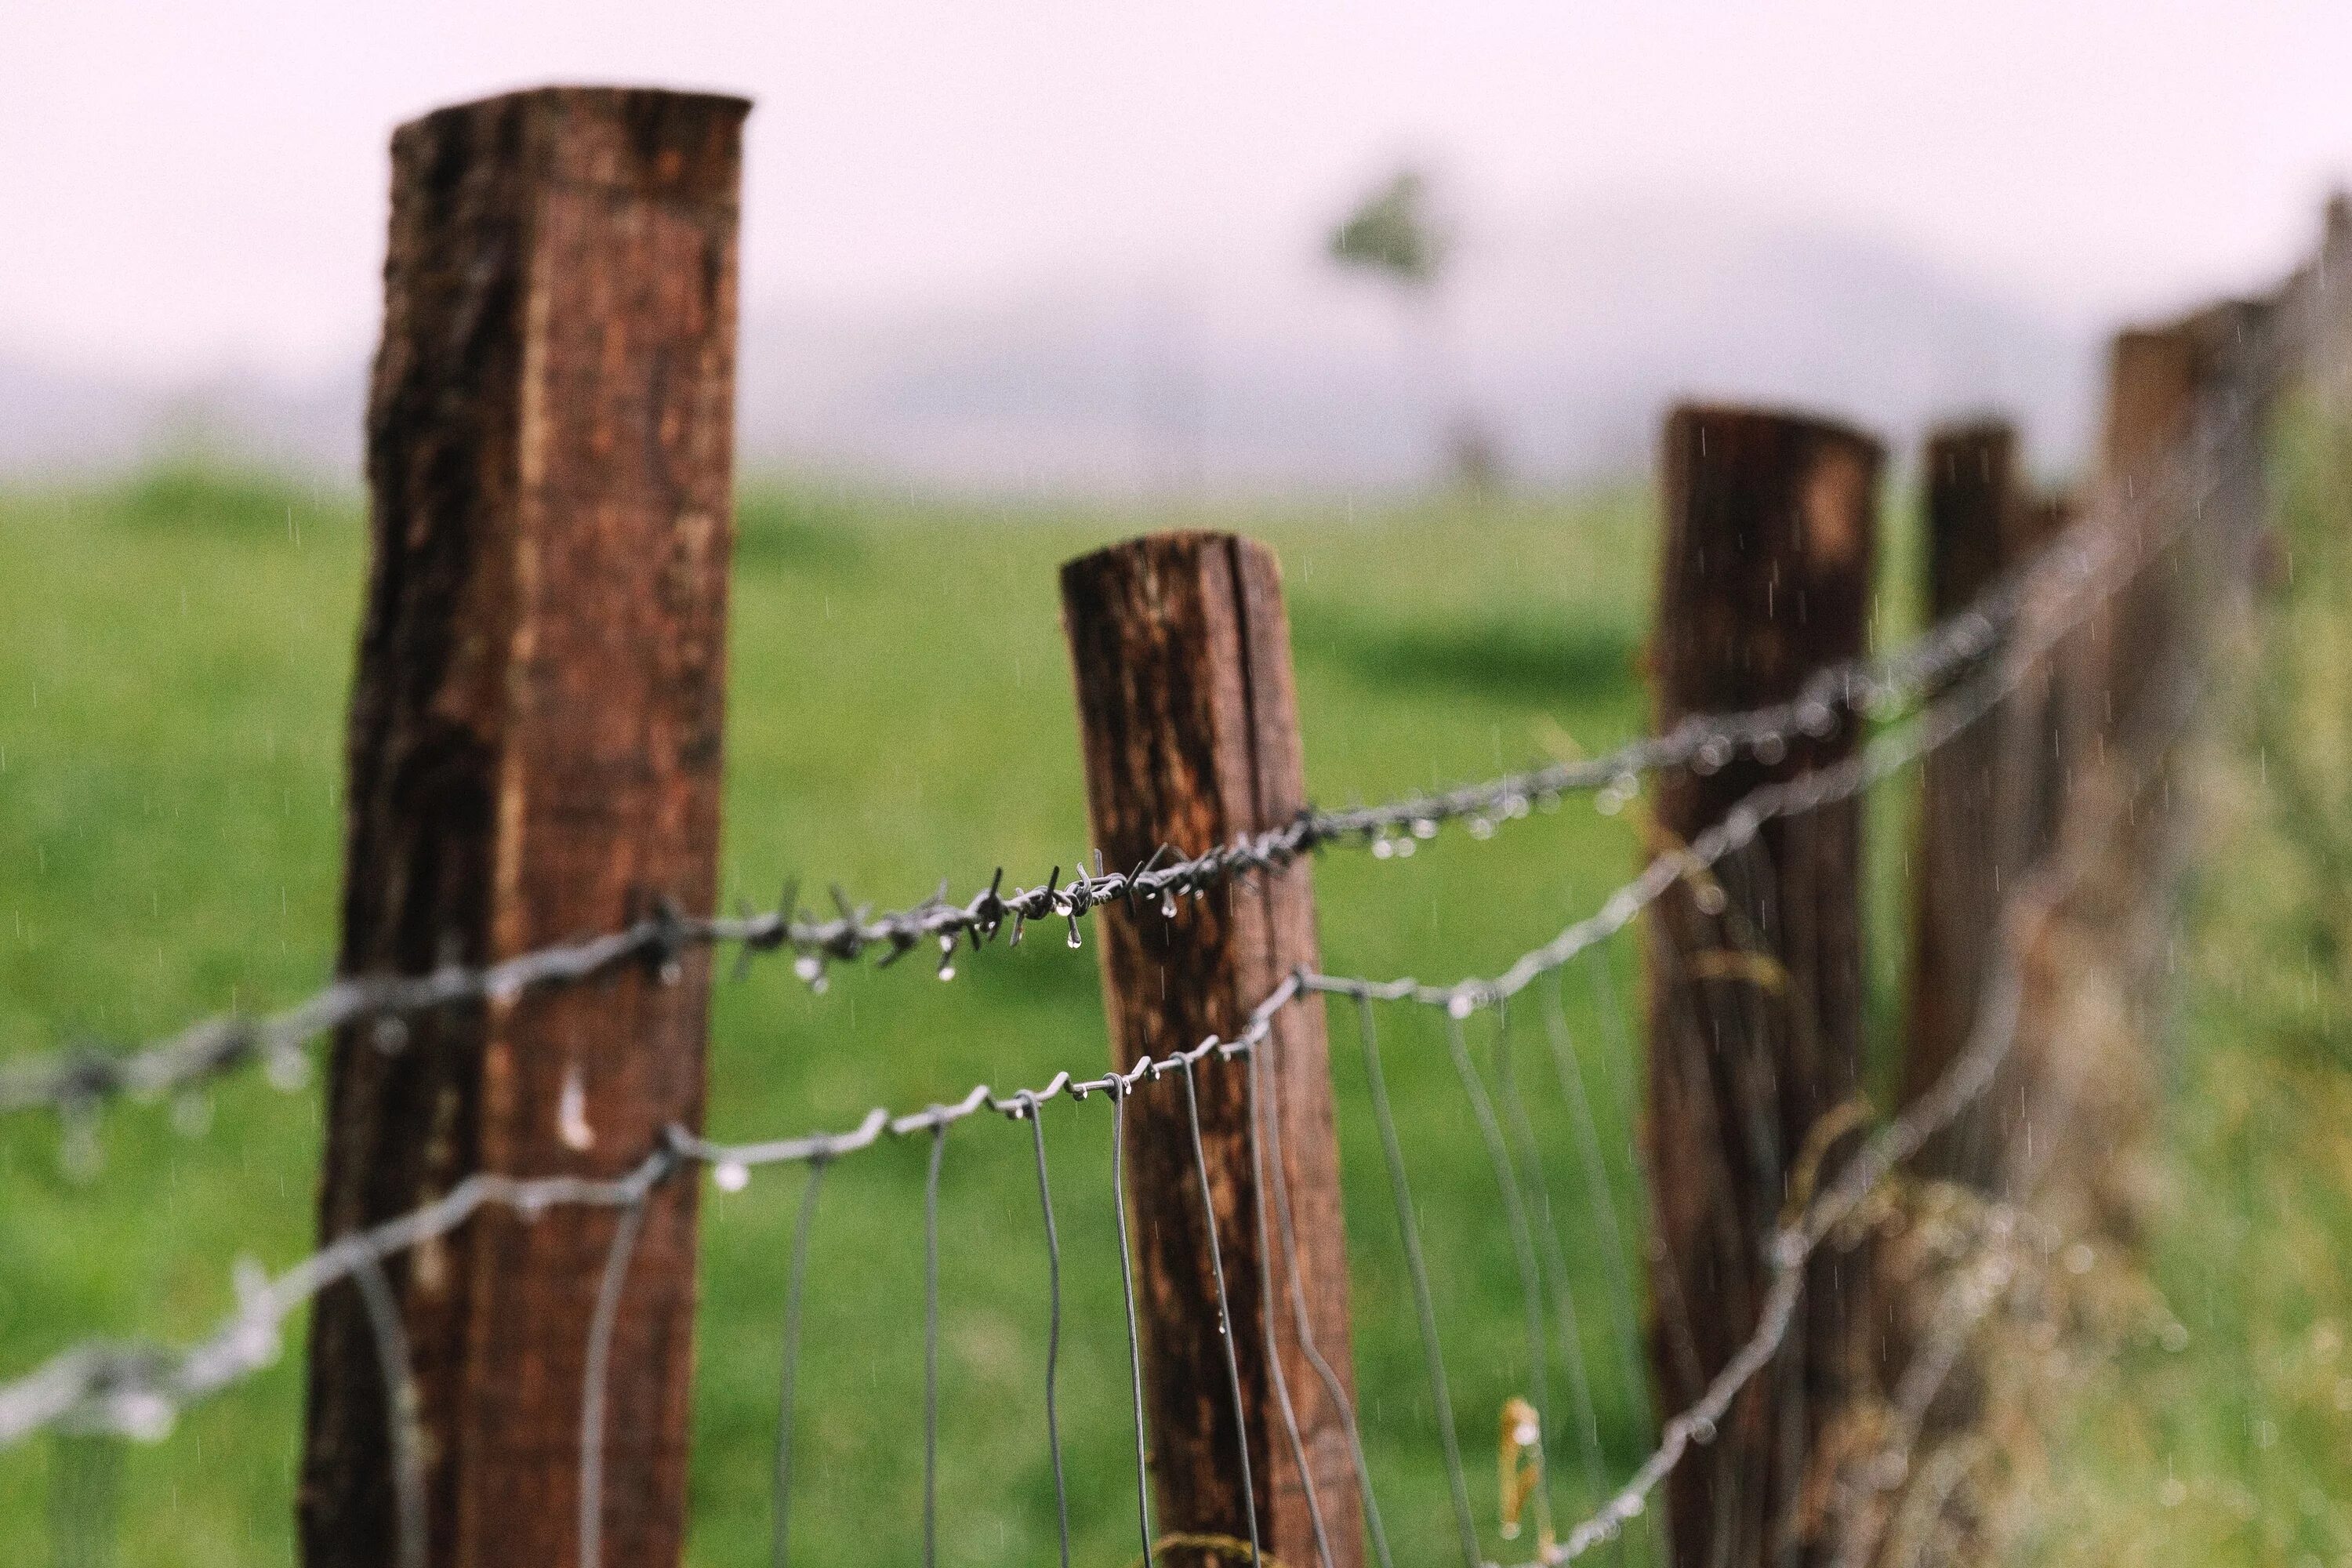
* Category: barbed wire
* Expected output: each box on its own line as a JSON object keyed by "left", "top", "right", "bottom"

{"left": 0, "top": 506, "right": 2067, "bottom": 1126}
{"left": 0, "top": 483, "right": 2154, "bottom": 1458}
{"left": 1510, "top": 659, "right": 2204, "bottom": 1568}
{"left": 0, "top": 293, "right": 2288, "bottom": 1568}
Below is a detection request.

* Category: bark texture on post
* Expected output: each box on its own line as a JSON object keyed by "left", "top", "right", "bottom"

{"left": 1644, "top": 405, "right": 1880, "bottom": 1568}
{"left": 1061, "top": 532, "right": 1363, "bottom": 1568}
{"left": 300, "top": 86, "right": 746, "bottom": 1568}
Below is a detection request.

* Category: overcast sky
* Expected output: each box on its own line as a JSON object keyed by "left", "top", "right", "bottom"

{"left": 3, "top": 0, "right": 2344, "bottom": 382}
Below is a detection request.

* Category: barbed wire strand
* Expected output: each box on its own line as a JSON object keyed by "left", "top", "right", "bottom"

{"left": 1443, "top": 1009, "right": 1558, "bottom": 1547}
{"left": 1829, "top": 660, "right": 2207, "bottom": 1568}
{"left": 0, "top": 503, "right": 2143, "bottom": 1460}
{"left": 771, "top": 1156, "right": 828, "bottom": 1568}
{"left": 1241, "top": 1046, "right": 1339, "bottom": 1568}
{"left": 1251, "top": 1025, "right": 1397, "bottom": 1568}
{"left": 0, "top": 492, "right": 2095, "bottom": 1127}
{"left": 1022, "top": 1093, "right": 1076, "bottom": 1568}
{"left": 0, "top": 421, "right": 2224, "bottom": 1554}
{"left": 1178, "top": 1054, "right": 1265, "bottom": 1568}
{"left": 1515, "top": 659, "right": 2206, "bottom": 1568}
{"left": 1352, "top": 993, "right": 1483, "bottom": 1568}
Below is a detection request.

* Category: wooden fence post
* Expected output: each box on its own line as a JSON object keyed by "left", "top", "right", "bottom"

{"left": 1644, "top": 405, "right": 1880, "bottom": 1568}
{"left": 299, "top": 87, "right": 746, "bottom": 1568}
{"left": 1901, "top": 419, "right": 2062, "bottom": 1185}
{"left": 1060, "top": 532, "right": 1363, "bottom": 1568}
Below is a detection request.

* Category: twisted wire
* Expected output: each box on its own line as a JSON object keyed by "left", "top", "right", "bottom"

{"left": 0, "top": 508, "right": 2064, "bottom": 1126}
{"left": 0, "top": 416, "right": 2230, "bottom": 1537}
{"left": 0, "top": 484, "right": 2150, "bottom": 1453}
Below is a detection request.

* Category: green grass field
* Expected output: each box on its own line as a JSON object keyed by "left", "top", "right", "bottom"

{"left": 0, "top": 445, "right": 2340, "bottom": 1566}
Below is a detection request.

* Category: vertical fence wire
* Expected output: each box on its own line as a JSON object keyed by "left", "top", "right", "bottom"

{"left": 923, "top": 1123, "right": 947, "bottom": 1568}
{"left": 771, "top": 1156, "right": 829, "bottom": 1568}
{"left": 1241, "top": 1046, "right": 1338, "bottom": 1568}
{"left": 1493, "top": 1003, "right": 1610, "bottom": 1513}
{"left": 349, "top": 1254, "right": 427, "bottom": 1568}
{"left": 1354, "top": 995, "right": 1483, "bottom": 1568}
{"left": 1442, "top": 1011, "right": 1556, "bottom": 1548}
{"left": 1022, "top": 1094, "right": 1075, "bottom": 1568}
{"left": 579, "top": 1185, "right": 655, "bottom": 1568}
{"left": 1178, "top": 1055, "right": 1264, "bottom": 1568}
{"left": 1541, "top": 970, "right": 1652, "bottom": 1438}
{"left": 1110, "top": 1080, "right": 1158, "bottom": 1568}
{"left": 1257, "top": 1023, "right": 1397, "bottom": 1568}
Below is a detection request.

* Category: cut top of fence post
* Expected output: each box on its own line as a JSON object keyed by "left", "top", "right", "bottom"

{"left": 1653, "top": 405, "right": 1880, "bottom": 717}
{"left": 302, "top": 85, "right": 745, "bottom": 1568}
{"left": 1061, "top": 531, "right": 1364, "bottom": 1568}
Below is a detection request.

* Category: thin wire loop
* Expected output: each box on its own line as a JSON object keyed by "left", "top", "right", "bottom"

{"left": 1493, "top": 1003, "right": 1608, "bottom": 1512}
{"left": 1444, "top": 1011, "right": 1555, "bottom": 1545}
{"left": 349, "top": 1254, "right": 426, "bottom": 1568}
{"left": 579, "top": 1184, "right": 656, "bottom": 1568}
{"left": 1544, "top": 967, "right": 1652, "bottom": 1438}
{"left": 1178, "top": 1054, "right": 1264, "bottom": 1568}
{"left": 1110, "top": 1079, "right": 1157, "bottom": 1568}
{"left": 1256, "top": 1008, "right": 1396, "bottom": 1568}
{"left": 1355, "top": 997, "right": 1482, "bottom": 1568}
{"left": 1241, "top": 1046, "right": 1336, "bottom": 1568}
{"left": 1022, "top": 1093, "right": 1074, "bottom": 1568}
{"left": 771, "top": 1156, "right": 829, "bottom": 1568}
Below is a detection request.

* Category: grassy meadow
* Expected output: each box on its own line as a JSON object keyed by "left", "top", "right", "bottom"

{"left": 0, "top": 437, "right": 2340, "bottom": 1566}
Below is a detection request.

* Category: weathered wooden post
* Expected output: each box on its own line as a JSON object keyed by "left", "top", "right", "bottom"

{"left": 1902, "top": 419, "right": 2063, "bottom": 1185}
{"left": 1644, "top": 405, "right": 1880, "bottom": 1568}
{"left": 299, "top": 86, "right": 746, "bottom": 1568}
{"left": 1061, "top": 532, "right": 1364, "bottom": 1568}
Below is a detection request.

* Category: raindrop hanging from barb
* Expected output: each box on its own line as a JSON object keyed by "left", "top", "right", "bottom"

{"left": 558, "top": 1065, "right": 594, "bottom": 1152}
{"left": 1065, "top": 917, "right": 1083, "bottom": 949}
{"left": 936, "top": 935, "right": 957, "bottom": 982}
{"left": 264, "top": 1046, "right": 310, "bottom": 1094}
{"left": 713, "top": 1160, "right": 750, "bottom": 1193}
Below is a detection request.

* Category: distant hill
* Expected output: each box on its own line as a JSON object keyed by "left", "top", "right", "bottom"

{"left": 0, "top": 198, "right": 2097, "bottom": 494}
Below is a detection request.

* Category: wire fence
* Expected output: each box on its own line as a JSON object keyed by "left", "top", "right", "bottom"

{"left": 0, "top": 383, "right": 2242, "bottom": 1563}
{"left": 0, "top": 132, "right": 2328, "bottom": 1568}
